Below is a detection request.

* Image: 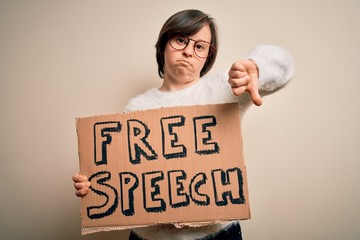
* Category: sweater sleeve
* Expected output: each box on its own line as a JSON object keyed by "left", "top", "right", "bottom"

{"left": 247, "top": 45, "right": 295, "bottom": 93}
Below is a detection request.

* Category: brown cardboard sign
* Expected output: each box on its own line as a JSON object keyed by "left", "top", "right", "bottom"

{"left": 76, "top": 103, "right": 250, "bottom": 235}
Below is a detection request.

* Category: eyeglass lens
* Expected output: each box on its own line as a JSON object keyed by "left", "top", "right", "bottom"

{"left": 169, "top": 36, "right": 213, "bottom": 58}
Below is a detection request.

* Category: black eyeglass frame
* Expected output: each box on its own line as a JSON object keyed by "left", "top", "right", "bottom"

{"left": 168, "top": 35, "right": 216, "bottom": 59}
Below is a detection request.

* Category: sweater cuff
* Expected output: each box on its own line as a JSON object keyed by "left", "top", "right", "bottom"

{"left": 247, "top": 45, "right": 295, "bottom": 92}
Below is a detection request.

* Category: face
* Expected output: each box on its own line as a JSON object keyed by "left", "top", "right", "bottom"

{"left": 162, "top": 24, "right": 212, "bottom": 91}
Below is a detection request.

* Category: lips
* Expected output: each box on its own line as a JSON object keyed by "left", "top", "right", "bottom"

{"left": 177, "top": 60, "right": 192, "bottom": 66}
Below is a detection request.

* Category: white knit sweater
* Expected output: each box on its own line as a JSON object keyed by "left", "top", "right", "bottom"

{"left": 124, "top": 45, "right": 294, "bottom": 240}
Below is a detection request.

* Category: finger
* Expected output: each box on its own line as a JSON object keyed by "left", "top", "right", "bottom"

{"left": 228, "top": 69, "right": 248, "bottom": 79}
{"left": 72, "top": 173, "right": 88, "bottom": 182}
{"left": 248, "top": 87, "right": 263, "bottom": 106}
{"left": 228, "top": 75, "right": 250, "bottom": 88}
{"left": 230, "top": 61, "right": 246, "bottom": 72}
{"left": 232, "top": 86, "right": 247, "bottom": 96}
{"left": 75, "top": 187, "right": 89, "bottom": 197}
{"left": 74, "top": 182, "right": 82, "bottom": 190}
{"left": 74, "top": 181, "right": 91, "bottom": 190}
{"left": 72, "top": 173, "right": 80, "bottom": 181}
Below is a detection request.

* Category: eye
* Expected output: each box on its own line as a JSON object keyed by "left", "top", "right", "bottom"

{"left": 176, "top": 36, "right": 187, "bottom": 45}
{"left": 195, "top": 42, "right": 207, "bottom": 51}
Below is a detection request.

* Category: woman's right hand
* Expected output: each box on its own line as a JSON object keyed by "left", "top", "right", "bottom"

{"left": 73, "top": 173, "right": 91, "bottom": 197}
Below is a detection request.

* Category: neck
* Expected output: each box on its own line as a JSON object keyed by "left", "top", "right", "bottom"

{"left": 159, "top": 75, "right": 200, "bottom": 92}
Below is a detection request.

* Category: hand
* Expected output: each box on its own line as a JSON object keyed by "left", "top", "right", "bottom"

{"left": 228, "top": 59, "right": 262, "bottom": 106}
{"left": 73, "top": 173, "right": 91, "bottom": 197}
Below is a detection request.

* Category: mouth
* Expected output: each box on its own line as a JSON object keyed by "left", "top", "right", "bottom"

{"left": 177, "top": 60, "right": 192, "bottom": 66}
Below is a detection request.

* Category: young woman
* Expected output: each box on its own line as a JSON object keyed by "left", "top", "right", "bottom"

{"left": 73, "top": 9, "right": 294, "bottom": 240}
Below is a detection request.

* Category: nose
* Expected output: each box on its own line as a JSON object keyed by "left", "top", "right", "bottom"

{"left": 182, "top": 40, "right": 195, "bottom": 57}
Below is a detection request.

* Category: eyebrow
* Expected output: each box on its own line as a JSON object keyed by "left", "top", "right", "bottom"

{"left": 180, "top": 35, "right": 211, "bottom": 44}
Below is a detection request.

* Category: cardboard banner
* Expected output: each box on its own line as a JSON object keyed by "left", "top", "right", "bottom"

{"left": 76, "top": 103, "right": 250, "bottom": 235}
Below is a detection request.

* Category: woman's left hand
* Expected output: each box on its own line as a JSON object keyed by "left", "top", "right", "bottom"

{"left": 228, "top": 59, "right": 262, "bottom": 106}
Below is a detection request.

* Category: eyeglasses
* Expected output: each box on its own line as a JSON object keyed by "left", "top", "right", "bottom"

{"left": 169, "top": 35, "right": 215, "bottom": 59}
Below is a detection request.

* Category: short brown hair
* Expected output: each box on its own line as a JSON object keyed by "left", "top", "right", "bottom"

{"left": 155, "top": 9, "right": 218, "bottom": 78}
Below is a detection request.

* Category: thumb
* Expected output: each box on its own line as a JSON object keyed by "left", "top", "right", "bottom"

{"left": 248, "top": 85, "right": 262, "bottom": 106}
{"left": 246, "top": 66, "right": 262, "bottom": 106}
{"left": 246, "top": 77, "right": 262, "bottom": 106}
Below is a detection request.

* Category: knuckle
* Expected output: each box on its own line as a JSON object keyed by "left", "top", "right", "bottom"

{"left": 78, "top": 187, "right": 89, "bottom": 196}
{"left": 233, "top": 61, "right": 242, "bottom": 69}
{"left": 228, "top": 78, "right": 236, "bottom": 86}
{"left": 74, "top": 182, "right": 83, "bottom": 190}
{"left": 72, "top": 173, "right": 79, "bottom": 181}
{"left": 231, "top": 61, "right": 240, "bottom": 70}
{"left": 232, "top": 89, "right": 240, "bottom": 96}
{"left": 75, "top": 190, "right": 82, "bottom": 197}
{"left": 230, "top": 80, "right": 240, "bottom": 88}
{"left": 233, "top": 71, "right": 241, "bottom": 78}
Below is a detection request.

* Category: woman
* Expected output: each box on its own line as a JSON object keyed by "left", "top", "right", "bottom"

{"left": 74, "top": 9, "right": 294, "bottom": 240}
